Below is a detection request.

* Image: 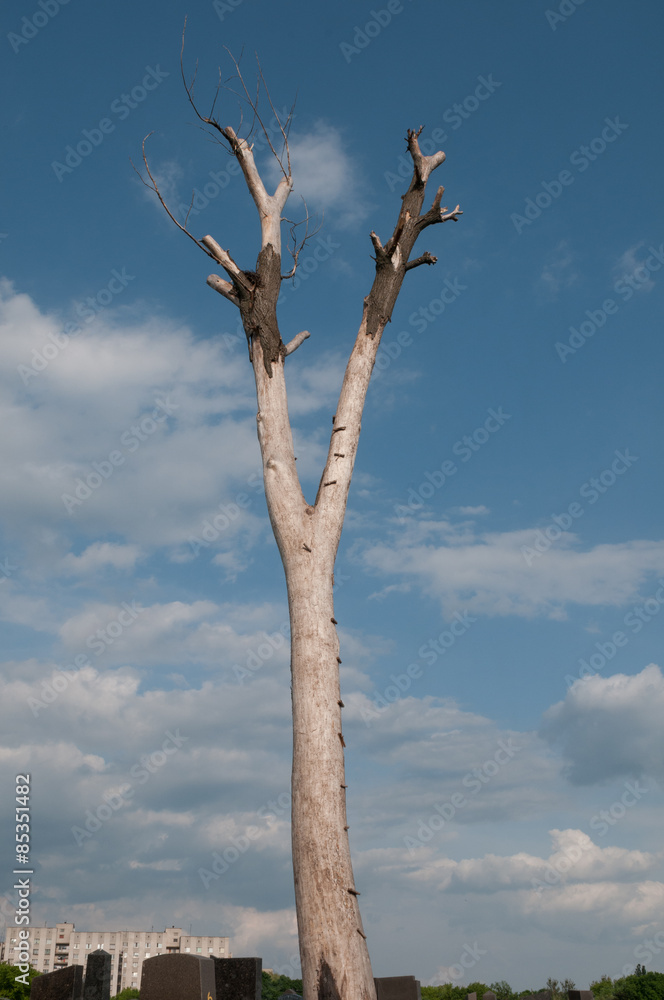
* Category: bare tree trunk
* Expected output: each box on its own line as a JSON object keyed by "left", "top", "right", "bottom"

{"left": 142, "top": 81, "right": 461, "bottom": 996}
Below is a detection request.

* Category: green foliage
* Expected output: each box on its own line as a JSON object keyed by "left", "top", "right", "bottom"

{"left": 421, "top": 984, "right": 491, "bottom": 1000}
{"left": 261, "top": 970, "right": 303, "bottom": 1000}
{"left": 591, "top": 975, "right": 616, "bottom": 1000}
{"left": 467, "top": 985, "right": 491, "bottom": 998}
{"left": 613, "top": 971, "right": 664, "bottom": 1000}
{"left": 418, "top": 971, "right": 664, "bottom": 1000}
{"left": 111, "top": 989, "right": 140, "bottom": 1000}
{"left": 0, "top": 963, "right": 41, "bottom": 1000}
{"left": 544, "top": 978, "right": 576, "bottom": 999}
{"left": 490, "top": 983, "right": 517, "bottom": 1000}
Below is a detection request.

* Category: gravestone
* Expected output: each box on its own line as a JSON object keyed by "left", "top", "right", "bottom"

{"left": 374, "top": 975, "right": 422, "bottom": 1000}
{"left": 140, "top": 953, "right": 216, "bottom": 1000}
{"left": 569, "top": 992, "right": 594, "bottom": 1000}
{"left": 213, "top": 956, "right": 261, "bottom": 1000}
{"left": 83, "top": 950, "right": 111, "bottom": 1000}
{"left": 468, "top": 993, "right": 477, "bottom": 1000}
{"left": 522, "top": 992, "right": 553, "bottom": 1000}
{"left": 484, "top": 992, "right": 497, "bottom": 1000}
{"left": 31, "top": 965, "right": 84, "bottom": 1000}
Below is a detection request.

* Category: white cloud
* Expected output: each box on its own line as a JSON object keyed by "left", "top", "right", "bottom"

{"left": 361, "top": 517, "right": 664, "bottom": 619}
{"left": 408, "top": 828, "right": 660, "bottom": 893}
{"left": 0, "top": 283, "right": 343, "bottom": 563}
{"left": 613, "top": 242, "right": 656, "bottom": 293}
{"left": 536, "top": 240, "right": 579, "bottom": 299}
{"left": 61, "top": 542, "right": 141, "bottom": 574}
{"left": 542, "top": 664, "right": 664, "bottom": 783}
{"left": 264, "top": 121, "right": 370, "bottom": 228}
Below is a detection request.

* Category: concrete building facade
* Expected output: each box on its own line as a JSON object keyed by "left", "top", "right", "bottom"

{"left": 1, "top": 922, "right": 231, "bottom": 993}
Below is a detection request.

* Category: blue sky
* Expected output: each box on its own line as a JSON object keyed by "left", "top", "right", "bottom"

{"left": 1, "top": 0, "right": 664, "bottom": 989}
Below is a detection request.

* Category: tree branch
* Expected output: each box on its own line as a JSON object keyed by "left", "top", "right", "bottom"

{"left": 179, "top": 25, "right": 293, "bottom": 253}
{"left": 284, "top": 330, "right": 310, "bottom": 355}
{"left": 404, "top": 251, "right": 438, "bottom": 271}
{"left": 282, "top": 201, "right": 323, "bottom": 280}
{"left": 406, "top": 126, "right": 446, "bottom": 186}
{"left": 206, "top": 274, "right": 240, "bottom": 305}
{"left": 200, "top": 235, "right": 254, "bottom": 295}
{"left": 418, "top": 185, "right": 463, "bottom": 229}
{"left": 131, "top": 134, "right": 219, "bottom": 263}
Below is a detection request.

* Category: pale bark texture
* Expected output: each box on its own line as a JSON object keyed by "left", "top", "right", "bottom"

{"left": 144, "top": 91, "right": 460, "bottom": 998}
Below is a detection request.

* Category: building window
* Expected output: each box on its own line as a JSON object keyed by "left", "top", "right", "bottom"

{"left": 45, "top": 950, "right": 51, "bottom": 956}
{"left": 132, "top": 974, "right": 138, "bottom": 979}
{"left": 46, "top": 939, "right": 52, "bottom": 944}
{"left": 157, "top": 943, "right": 163, "bottom": 948}
{"left": 208, "top": 948, "right": 214, "bottom": 953}
{"left": 185, "top": 947, "right": 190, "bottom": 953}
{"left": 196, "top": 948, "right": 202, "bottom": 953}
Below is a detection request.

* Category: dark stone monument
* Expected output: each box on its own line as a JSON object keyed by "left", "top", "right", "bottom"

{"left": 213, "top": 956, "right": 262, "bottom": 1000}
{"left": 83, "top": 951, "right": 111, "bottom": 1000}
{"left": 468, "top": 993, "right": 477, "bottom": 1000}
{"left": 483, "top": 993, "right": 497, "bottom": 1000}
{"left": 141, "top": 954, "right": 216, "bottom": 1000}
{"left": 374, "top": 975, "right": 422, "bottom": 1000}
{"left": 569, "top": 992, "right": 594, "bottom": 1000}
{"left": 31, "top": 965, "right": 84, "bottom": 1000}
{"left": 522, "top": 993, "right": 553, "bottom": 1000}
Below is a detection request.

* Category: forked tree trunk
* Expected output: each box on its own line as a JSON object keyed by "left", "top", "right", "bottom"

{"left": 154, "top": 108, "right": 460, "bottom": 1000}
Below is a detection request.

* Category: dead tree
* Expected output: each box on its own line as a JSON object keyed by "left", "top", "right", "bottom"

{"left": 140, "top": 52, "right": 461, "bottom": 1000}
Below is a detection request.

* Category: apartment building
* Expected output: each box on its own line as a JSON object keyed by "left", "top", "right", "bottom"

{"left": 1, "top": 922, "right": 231, "bottom": 994}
